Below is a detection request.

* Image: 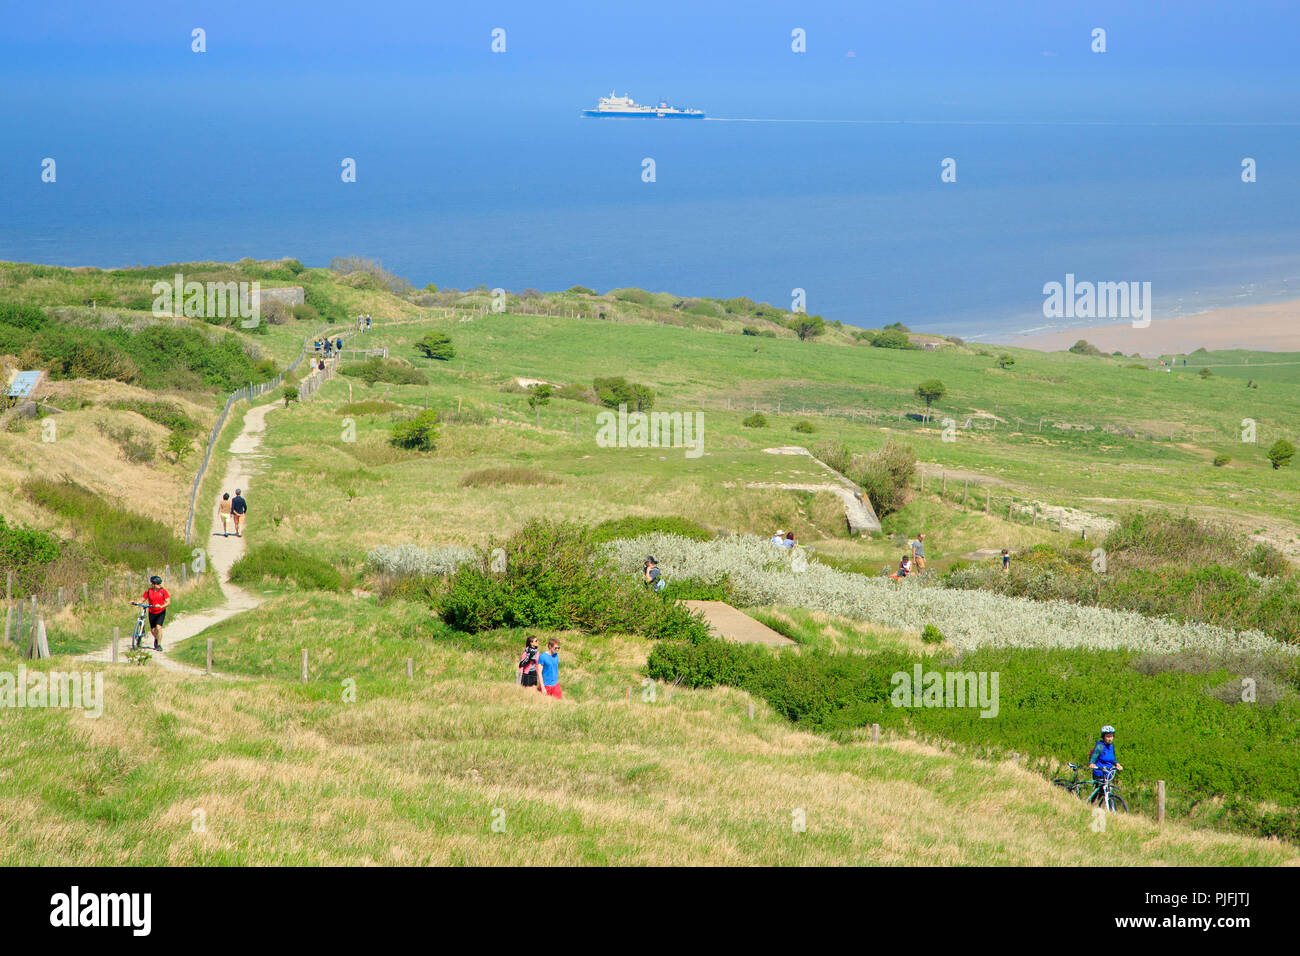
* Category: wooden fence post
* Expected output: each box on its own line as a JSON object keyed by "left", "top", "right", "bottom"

{"left": 301, "top": 648, "right": 309, "bottom": 683}
{"left": 406, "top": 658, "right": 414, "bottom": 679}
{"left": 747, "top": 701, "right": 754, "bottom": 720}
{"left": 1156, "top": 780, "right": 1166, "bottom": 824}
{"left": 206, "top": 638, "right": 213, "bottom": 675}
{"left": 871, "top": 723, "right": 880, "bottom": 744}
{"left": 112, "top": 627, "right": 120, "bottom": 663}
{"left": 1007, "top": 501, "right": 1013, "bottom": 520}
{"left": 985, "top": 487, "right": 991, "bottom": 513}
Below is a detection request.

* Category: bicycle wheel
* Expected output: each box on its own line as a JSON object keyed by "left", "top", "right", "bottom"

{"left": 1052, "top": 779, "right": 1083, "bottom": 798}
{"left": 1089, "top": 789, "right": 1127, "bottom": 813}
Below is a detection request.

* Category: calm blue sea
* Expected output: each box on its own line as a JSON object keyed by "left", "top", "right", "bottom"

{"left": 3, "top": 89, "right": 1298, "bottom": 342}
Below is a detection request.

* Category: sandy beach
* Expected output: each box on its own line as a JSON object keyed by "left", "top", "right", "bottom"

{"left": 1005, "top": 299, "right": 1300, "bottom": 356}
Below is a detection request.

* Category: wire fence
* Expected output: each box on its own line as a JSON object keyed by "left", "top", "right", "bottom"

{"left": 182, "top": 327, "right": 338, "bottom": 544}
{"left": 4, "top": 563, "right": 204, "bottom": 657}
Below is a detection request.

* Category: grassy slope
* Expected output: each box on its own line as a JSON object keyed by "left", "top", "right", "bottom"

{"left": 4, "top": 262, "right": 1300, "bottom": 864}
{"left": 0, "top": 603, "right": 1293, "bottom": 866}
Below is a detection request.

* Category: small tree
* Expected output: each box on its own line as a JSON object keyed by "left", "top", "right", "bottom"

{"left": 742, "top": 413, "right": 768, "bottom": 428}
{"left": 997, "top": 353, "right": 1015, "bottom": 369}
{"left": 915, "top": 379, "right": 946, "bottom": 418}
{"left": 1267, "top": 439, "right": 1295, "bottom": 470}
{"left": 390, "top": 409, "right": 440, "bottom": 451}
{"left": 281, "top": 385, "right": 299, "bottom": 406}
{"left": 527, "top": 384, "right": 553, "bottom": 410}
{"left": 415, "top": 331, "right": 455, "bottom": 360}
{"left": 789, "top": 314, "right": 826, "bottom": 341}
{"left": 1198, "top": 367, "right": 1212, "bottom": 379}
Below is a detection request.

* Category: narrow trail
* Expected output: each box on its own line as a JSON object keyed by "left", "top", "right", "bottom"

{"left": 80, "top": 393, "right": 293, "bottom": 675}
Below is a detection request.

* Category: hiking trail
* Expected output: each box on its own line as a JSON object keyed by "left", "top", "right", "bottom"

{"left": 80, "top": 395, "right": 290, "bottom": 675}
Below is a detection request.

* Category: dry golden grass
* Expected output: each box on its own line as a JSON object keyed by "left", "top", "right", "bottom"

{"left": 1, "top": 621, "right": 1295, "bottom": 866}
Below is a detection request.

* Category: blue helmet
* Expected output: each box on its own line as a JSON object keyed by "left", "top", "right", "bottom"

{"left": 1100, "top": 725, "right": 1115, "bottom": 735}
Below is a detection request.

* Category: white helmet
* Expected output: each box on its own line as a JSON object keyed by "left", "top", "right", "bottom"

{"left": 1100, "top": 725, "right": 1116, "bottom": 735}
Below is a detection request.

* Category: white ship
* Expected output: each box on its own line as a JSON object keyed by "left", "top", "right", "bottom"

{"left": 583, "top": 91, "right": 705, "bottom": 118}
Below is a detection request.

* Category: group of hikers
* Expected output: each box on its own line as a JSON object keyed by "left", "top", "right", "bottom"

{"left": 313, "top": 336, "right": 345, "bottom": 358}
{"left": 356, "top": 313, "right": 372, "bottom": 333}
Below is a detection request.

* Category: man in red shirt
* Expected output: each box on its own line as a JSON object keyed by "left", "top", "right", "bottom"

{"left": 143, "top": 575, "right": 170, "bottom": 651}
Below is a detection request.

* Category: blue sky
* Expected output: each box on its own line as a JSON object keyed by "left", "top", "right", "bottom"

{"left": 4, "top": 1, "right": 1299, "bottom": 123}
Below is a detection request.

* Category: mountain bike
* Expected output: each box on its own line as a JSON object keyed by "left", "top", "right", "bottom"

{"left": 128, "top": 601, "right": 151, "bottom": 651}
{"left": 1052, "top": 763, "right": 1128, "bottom": 813}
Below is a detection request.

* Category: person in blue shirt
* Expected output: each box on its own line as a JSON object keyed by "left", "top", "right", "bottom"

{"left": 538, "top": 638, "right": 562, "bottom": 699}
{"left": 1088, "top": 725, "right": 1123, "bottom": 780}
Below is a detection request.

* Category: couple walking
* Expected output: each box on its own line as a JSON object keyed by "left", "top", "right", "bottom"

{"left": 218, "top": 489, "right": 248, "bottom": 537}
{"left": 517, "top": 635, "right": 562, "bottom": 699}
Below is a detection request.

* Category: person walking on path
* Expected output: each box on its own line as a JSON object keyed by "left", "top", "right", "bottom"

{"left": 231, "top": 489, "right": 248, "bottom": 537}
{"left": 1001, "top": 548, "right": 1010, "bottom": 573}
{"left": 518, "top": 634, "right": 544, "bottom": 692}
{"left": 143, "top": 574, "right": 170, "bottom": 651}
{"left": 218, "top": 493, "right": 233, "bottom": 536}
{"left": 911, "top": 533, "right": 926, "bottom": 572}
{"left": 539, "top": 638, "right": 562, "bottom": 699}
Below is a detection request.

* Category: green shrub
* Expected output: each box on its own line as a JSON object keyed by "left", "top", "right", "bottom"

{"left": 792, "top": 420, "right": 817, "bottom": 434}
{"left": 871, "top": 329, "right": 916, "bottom": 350}
{"left": 609, "top": 287, "right": 652, "bottom": 305}
{"left": 742, "top": 326, "right": 760, "bottom": 336}
{"left": 342, "top": 358, "right": 429, "bottom": 386}
{"left": 440, "top": 520, "right": 710, "bottom": 641}
{"left": 228, "top": 545, "right": 343, "bottom": 591}
{"left": 921, "top": 624, "right": 944, "bottom": 644}
{"left": 567, "top": 286, "right": 596, "bottom": 296}
{"left": 1213, "top": 454, "right": 1231, "bottom": 467}
{"left": 996, "top": 353, "right": 1015, "bottom": 369}
{"left": 589, "top": 516, "right": 714, "bottom": 544}
{"left": 742, "top": 413, "right": 768, "bottom": 428}
{"left": 1267, "top": 439, "right": 1295, "bottom": 470}
{"left": 110, "top": 400, "right": 197, "bottom": 434}
{"left": 850, "top": 439, "right": 915, "bottom": 517}
{"left": 21, "top": 477, "right": 189, "bottom": 571}
{"left": 389, "top": 409, "right": 440, "bottom": 451}
{"left": 554, "top": 383, "right": 593, "bottom": 403}
{"left": 812, "top": 439, "right": 851, "bottom": 474}
{"left": 415, "top": 331, "right": 455, "bottom": 360}
{"left": 593, "top": 376, "right": 654, "bottom": 411}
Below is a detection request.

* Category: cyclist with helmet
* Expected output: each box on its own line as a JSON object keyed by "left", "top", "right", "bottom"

{"left": 1088, "top": 725, "right": 1123, "bottom": 781}
{"left": 143, "top": 575, "right": 171, "bottom": 651}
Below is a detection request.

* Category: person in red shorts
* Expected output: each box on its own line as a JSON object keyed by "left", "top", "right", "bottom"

{"left": 143, "top": 574, "right": 170, "bottom": 651}
{"left": 538, "top": 638, "right": 562, "bottom": 699}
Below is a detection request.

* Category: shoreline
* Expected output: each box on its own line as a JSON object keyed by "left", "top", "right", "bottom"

{"left": 1000, "top": 298, "right": 1300, "bottom": 356}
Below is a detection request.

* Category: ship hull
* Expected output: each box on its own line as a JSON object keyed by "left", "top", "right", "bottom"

{"left": 583, "top": 110, "right": 705, "bottom": 118}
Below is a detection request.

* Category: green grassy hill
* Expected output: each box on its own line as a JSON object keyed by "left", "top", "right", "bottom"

{"left": 2, "top": 258, "right": 1299, "bottom": 864}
